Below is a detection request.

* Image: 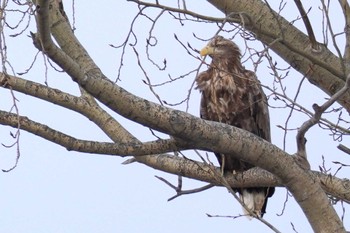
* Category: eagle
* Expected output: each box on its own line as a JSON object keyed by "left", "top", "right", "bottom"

{"left": 195, "top": 36, "right": 274, "bottom": 217}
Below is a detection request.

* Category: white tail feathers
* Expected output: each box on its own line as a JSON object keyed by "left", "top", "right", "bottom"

{"left": 240, "top": 189, "right": 266, "bottom": 218}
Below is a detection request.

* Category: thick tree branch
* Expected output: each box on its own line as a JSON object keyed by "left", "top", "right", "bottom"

{"left": 2, "top": 108, "right": 350, "bottom": 205}
{"left": 137, "top": 154, "right": 350, "bottom": 205}
{"left": 0, "top": 110, "right": 187, "bottom": 155}
{"left": 0, "top": 73, "right": 134, "bottom": 143}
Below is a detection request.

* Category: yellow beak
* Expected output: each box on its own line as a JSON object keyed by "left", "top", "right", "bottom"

{"left": 200, "top": 45, "right": 215, "bottom": 56}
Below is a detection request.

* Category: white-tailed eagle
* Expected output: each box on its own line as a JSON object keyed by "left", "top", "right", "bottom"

{"left": 195, "top": 35, "right": 274, "bottom": 217}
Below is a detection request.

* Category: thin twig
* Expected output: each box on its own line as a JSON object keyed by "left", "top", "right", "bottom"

{"left": 132, "top": 47, "right": 164, "bottom": 105}
{"left": 338, "top": 0, "right": 350, "bottom": 63}
{"left": 127, "top": 0, "right": 240, "bottom": 24}
{"left": 320, "top": 0, "right": 346, "bottom": 76}
{"left": 264, "top": 84, "right": 350, "bottom": 136}
{"left": 155, "top": 175, "right": 214, "bottom": 201}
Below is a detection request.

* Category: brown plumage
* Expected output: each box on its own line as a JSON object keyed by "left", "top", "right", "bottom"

{"left": 195, "top": 36, "right": 274, "bottom": 217}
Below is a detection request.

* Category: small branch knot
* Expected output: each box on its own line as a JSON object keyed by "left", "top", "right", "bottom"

{"left": 312, "top": 103, "right": 321, "bottom": 113}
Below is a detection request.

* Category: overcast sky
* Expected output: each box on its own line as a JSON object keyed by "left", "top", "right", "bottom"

{"left": 1, "top": 1, "right": 350, "bottom": 232}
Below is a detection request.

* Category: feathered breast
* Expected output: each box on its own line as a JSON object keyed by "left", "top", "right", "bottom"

{"left": 196, "top": 64, "right": 270, "bottom": 142}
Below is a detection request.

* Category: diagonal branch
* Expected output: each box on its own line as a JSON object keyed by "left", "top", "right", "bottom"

{"left": 0, "top": 73, "right": 134, "bottom": 143}
{"left": 320, "top": 0, "right": 346, "bottom": 75}
{"left": 0, "top": 110, "right": 187, "bottom": 155}
{"left": 338, "top": 0, "right": 350, "bottom": 65}
{"left": 293, "top": 0, "right": 318, "bottom": 50}
{"left": 127, "top": 0, "right": 236, "bottom": 23}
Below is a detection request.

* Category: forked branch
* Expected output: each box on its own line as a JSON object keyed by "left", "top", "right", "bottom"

{"left": 296, "top": 74, "right": 350, "bottom": 164}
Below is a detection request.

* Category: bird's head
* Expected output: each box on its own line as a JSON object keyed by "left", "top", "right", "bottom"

{"left": 200, "top": 35, "right": 241, "bottom": 59}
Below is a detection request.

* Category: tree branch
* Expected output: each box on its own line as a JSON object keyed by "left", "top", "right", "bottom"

{"left": 0, "top": 110, "right": 188, "bottom": 156}
{"left": 296, "top": 74, "right": 350, "bottom": 163}
{"left": 127, "top": 0, "right": 237, "bottom": 24}
{"left": 337, "top": 144, "right": 350, "bottom": 155}
{"left": 3, "top": 105, "right": 350, "bottom": 205}
{"left": 138, "top": 153, "right": 350, "bottom": 205}
{"left": 338, "top": 0, "right": 350, "bottom": 65}
{"left": 0, "top": 73, "right": 136, "bottom": 144}
{"left": 2, "top": 108, "right": 350, "bottom": 205}
{"left": 155, "top": 175, "right": 214, "bottom": 201}
{"left": 293, "top": 0, "right": 318, "bottom": 50}
{"left": 320, "top": 0, "right": 346, "bottom": 75}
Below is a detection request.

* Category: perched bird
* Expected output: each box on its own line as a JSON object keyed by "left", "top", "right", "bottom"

{"left": 195, "top": 35, "right": 274, "bottom": 217}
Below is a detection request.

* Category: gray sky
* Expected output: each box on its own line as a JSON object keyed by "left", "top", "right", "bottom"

{"left": 1, "top": 1, "right": 349, "bottom": 232}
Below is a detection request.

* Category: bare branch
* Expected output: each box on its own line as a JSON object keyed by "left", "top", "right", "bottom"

{"left": 3, "top": 101, "right": 349, "bottom": 205}
{"left": 0, "top": 75, "right": 21, "bottom": 172}
{"left": 0, "top": 73, "right": 135, "bottom": 144}
{"left": 320, "top": 0, "right": 346, "bottom": 75}
{"left": 296, "top": 74, "right": 350, "bottom": 160}
{"left": 0, "top": 110, "right": 188, "bottom": 156}
{"left": 127, "top": 0, "right": 238, "bottom": 24}
{"left": 338, "top": 0, "right": 350, "bottom": 64}
{"left": 338, "top": 144, "right": 350, "bottom": 155}
{"left": 132, "top": 47, "right": 164, "bottom": 105}
{"left": 264, "top": 83, "right": 350, "bottom": 136}
{"left": 133, "top": 153, "right": 350, "bottom": 205}
{"left": 293, "top": 0, "right": 319, "bottom": 50}
{"left": 155, "top": 175, "right": 214, "bottom": 201}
